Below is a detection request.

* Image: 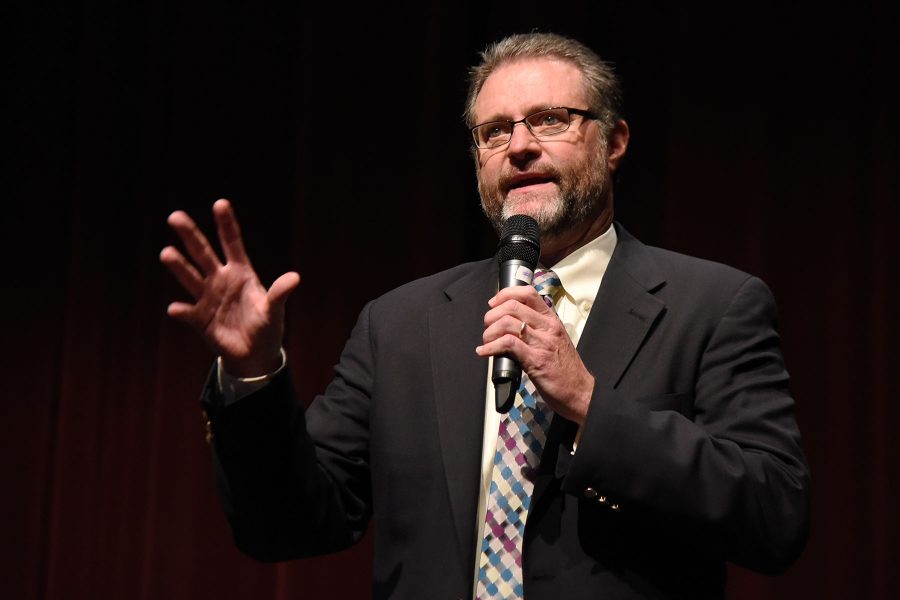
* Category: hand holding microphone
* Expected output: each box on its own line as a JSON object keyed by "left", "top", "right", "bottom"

{"left": 477, "top": 214, "right": 595, "bottom": 422}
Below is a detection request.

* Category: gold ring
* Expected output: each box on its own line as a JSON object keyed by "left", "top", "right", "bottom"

{"left": 519, "top": 321, "right": 527, "bottom": 338}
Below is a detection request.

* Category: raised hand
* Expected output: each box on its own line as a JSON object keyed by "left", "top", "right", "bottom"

{"left": 160, "top": 199, "right": 300, "bottom": 376}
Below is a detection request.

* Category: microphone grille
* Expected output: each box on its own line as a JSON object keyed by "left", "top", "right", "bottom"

{"left": 497, "top": 215, "right": 540, "bottom": 266}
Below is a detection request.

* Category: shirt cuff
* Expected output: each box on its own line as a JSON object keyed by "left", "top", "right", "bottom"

{"left": 216, "top": 348, "right": 287, "bottom": 406}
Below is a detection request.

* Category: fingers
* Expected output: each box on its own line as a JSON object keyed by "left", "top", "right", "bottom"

{"left": 482, "top": 314, "right": 526, "bottom": 346}
{"left": 483, "top": 297, "right": 546, "bottom": 333}
{"left": 167, "top": 210, "right": 222, "bottom": 275}
{"left": 475, "top": 328, "right": 528, "bottom": 360}
{"left": 268, "top": 271, "right": 301, "bottom": 308}
{"left": 478, "top": 286, "right": 593, "bottom": 423}
{"left": 166, "top": 301, "right": 197, "bottom": 324}
{"left": 159, "top": 246, "right": 204, "bottom": 299}
{"left": 478, "top": 288, "right": 563, "bottom": 360}
{"left": 489, "top": 285, "right": 552, "bottom": 313}
{"left": 213, "top": 199, "right": 251, "bottom": 264}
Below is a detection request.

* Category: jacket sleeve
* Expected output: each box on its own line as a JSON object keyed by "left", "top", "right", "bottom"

{"left": 202, "top": 302, "right": 376, "bottom": 562}
{"left": 561, "top": 276, "right": 810, "bottom": 574}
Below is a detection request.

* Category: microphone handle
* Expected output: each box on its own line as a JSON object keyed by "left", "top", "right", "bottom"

{"left": 493, "top": 259, "right": 534, "bottom": 413}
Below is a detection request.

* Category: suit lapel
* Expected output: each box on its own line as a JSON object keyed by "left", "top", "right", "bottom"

{"left": 534, "top": 225, "right": 667, "bottom": 502}
{"left": 576, "top": 224, "right": 667, "bottom": 391}
{"left": 428, "top": 259, "right": 496, "bottom": 576}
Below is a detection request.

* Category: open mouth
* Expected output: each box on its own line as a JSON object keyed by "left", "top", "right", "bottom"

{"left": 506, "top": 175, "right": 555, "bottom": 192}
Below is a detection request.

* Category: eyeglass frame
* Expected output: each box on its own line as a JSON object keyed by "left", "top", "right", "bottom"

{"left": 470, "top": 106, "right": 598, "bottom": 149}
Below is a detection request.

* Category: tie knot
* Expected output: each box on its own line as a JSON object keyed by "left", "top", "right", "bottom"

{"left": 533, "top": 268, "right": 562, "bottom": 309}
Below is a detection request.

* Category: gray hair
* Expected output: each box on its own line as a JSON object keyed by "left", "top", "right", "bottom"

{"left": 465, "top": 32, "right": 623, "bottom": 138}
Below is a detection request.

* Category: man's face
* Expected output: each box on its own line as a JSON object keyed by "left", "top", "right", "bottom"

{"left": 473, "top": 58, "right": 610, "bottom": 241}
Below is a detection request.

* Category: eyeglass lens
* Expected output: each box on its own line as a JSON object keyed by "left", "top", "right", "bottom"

{"left": 474, "top": 108, "right": 572, "bottom": 148}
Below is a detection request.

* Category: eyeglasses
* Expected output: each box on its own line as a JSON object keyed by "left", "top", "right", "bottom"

{"left": 470, "top": 107, "right": 597, "bottom": 149}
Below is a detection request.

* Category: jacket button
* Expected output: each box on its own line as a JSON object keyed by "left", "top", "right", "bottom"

{"left": 610, "top": 503, "right": 621, "bottom": 511}
{"left": 583, "top": 487, "right": 598, "bottom": 500}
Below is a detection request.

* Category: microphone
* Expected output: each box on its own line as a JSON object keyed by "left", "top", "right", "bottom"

{"left": 493, "top": 215, "right": 540, "bottom": 413}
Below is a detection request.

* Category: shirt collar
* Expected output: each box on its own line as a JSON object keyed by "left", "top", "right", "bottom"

{"left": 541, "top": 224, "right": 618, "bottom": 306}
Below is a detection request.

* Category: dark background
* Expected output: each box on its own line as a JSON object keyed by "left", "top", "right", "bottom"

{"left": 5, "top": 0, "right": 899, "bottom": 598}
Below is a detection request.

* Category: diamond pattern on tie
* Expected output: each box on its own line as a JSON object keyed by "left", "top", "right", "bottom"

{"left": 477, "top": 269, "right": 560, "bottom": 599}
{"left": 532, "top": 269, "right": 562, "bottom": 309}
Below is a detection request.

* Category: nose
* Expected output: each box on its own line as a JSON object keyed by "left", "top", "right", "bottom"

{"left": 505, "top": 121, "right": 541, "bottom": 162}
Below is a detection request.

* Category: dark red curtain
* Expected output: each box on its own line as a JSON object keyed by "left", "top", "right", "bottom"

{"left": 6, "top": 1, "right": 898, "bottom": 598}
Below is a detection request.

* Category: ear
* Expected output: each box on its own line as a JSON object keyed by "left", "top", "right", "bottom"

{"left": 606, "top": 119, "right": 630, "bottom": 172}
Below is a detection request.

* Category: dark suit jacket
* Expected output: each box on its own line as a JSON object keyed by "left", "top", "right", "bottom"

{"left": 203, "top": 224, "right": 810, "bottom": 600}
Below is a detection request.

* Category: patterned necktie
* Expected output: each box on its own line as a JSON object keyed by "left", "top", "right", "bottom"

{"left": 477, "top": 269, "right": 562, "bottom": 599}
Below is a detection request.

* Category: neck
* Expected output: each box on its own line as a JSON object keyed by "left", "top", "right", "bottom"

{"left": 540, "top": 206, "right": 613, "bottom": 267}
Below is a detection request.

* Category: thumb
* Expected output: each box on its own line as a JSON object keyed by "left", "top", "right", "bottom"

{"left": 268, "top": 271, "right": 301, "bottom": 308}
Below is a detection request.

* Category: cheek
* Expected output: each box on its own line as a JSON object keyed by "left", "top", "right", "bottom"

{"left": 477, "top": 146, "right": 506, "bottom": 170}
{"left": 477, "top": 163, "right": 501, "bottom": 192}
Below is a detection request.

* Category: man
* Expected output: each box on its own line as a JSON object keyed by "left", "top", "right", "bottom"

{"left": 161, "top": 33, "right": 810, "bottom": 599}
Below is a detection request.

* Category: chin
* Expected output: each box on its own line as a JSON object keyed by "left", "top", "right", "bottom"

{"left": 501, "top": 192, "right": 565, "bottom": 232}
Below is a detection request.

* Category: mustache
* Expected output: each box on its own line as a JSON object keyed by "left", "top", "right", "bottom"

{"left": 498, "top": 164, "right": 563, "bottom": 194}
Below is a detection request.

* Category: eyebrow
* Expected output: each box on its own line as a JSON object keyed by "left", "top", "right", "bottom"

{"left": 477, "top": 105, "right": 557, "bottom": 124}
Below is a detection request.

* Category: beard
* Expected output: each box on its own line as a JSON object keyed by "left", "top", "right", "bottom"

{"left": 477, "top": 141, "right": 610, "bottom": 244}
